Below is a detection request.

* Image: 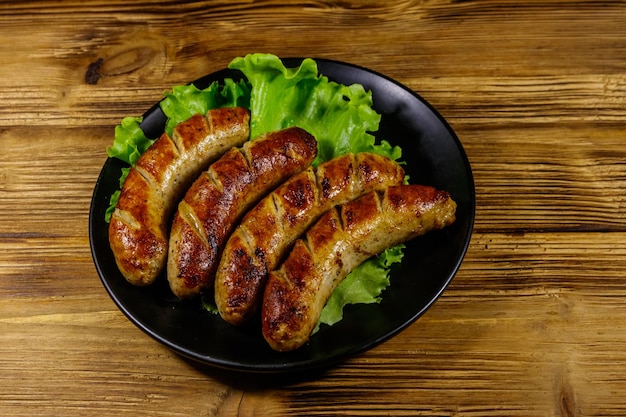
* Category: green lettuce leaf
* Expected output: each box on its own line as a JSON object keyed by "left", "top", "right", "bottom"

{"left": 200, "top": 292, "right": 220, "bottom": 315}
{"left": 160, "top": 78, "right": 250, "bottom": 135}
{"left": 315, "top": 244, "right": 406, "bottom": 332}
{"left": 104, "top": 167, "right": 130, "bottom": 223}
{"left": 229, "top": 53, "right": 401, "bottom": 164}
{"left": 106, "top": 116, "right": 154, "bottom": 166}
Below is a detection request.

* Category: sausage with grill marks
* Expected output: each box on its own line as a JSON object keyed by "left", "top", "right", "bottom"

{"left": 108, "top": 107, "right": 250, "bottom": 286}
{"left": 215, "top": 152, "right": 405, "bottom": 325}
{"left": 167, "top": 126, "right": 318, "bottom": 299}
{"left": 261, "top": 184, "right": 457, "bottom": 352}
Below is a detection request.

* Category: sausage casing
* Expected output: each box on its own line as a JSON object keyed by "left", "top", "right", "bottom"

{"left": 215, "top": 153, "right": 405, "bottom": 325}
{"left": 167, "top": 127, "right": 318, "bottom": 298}
{"left": 261, "top": 184, "right": 457, "bottom": 352}
{"left": 108, "top": 107, "right": 250, "bottom": 286}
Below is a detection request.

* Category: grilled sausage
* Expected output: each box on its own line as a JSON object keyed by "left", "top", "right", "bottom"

{"left": 261, "top": 184, "right": 457, "bottom": 352}
{"left": 215, "top": 153, "right": 405, "bottom": 325}
{"left": 108, "top": 107, "right": 250, "bottom": 286}
{"left": 167, "top": 127, "right": 318, "bottom": 299}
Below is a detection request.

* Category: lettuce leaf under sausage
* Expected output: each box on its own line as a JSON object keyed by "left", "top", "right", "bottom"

{"left": 229, "top": 53, "right": 401, "bottom": 165}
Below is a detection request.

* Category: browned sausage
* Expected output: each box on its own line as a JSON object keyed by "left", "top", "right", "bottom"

{"left": 215, "top": 153, "right": 405, "bottom": 325}
{"left": 167, "top": 127, "right": 318, "bottom": 299}
{"left": 261, "top": 184, "right": 457, "bottom": 351}
{"left": 108, "top": 108, "right": 250, "bottom": 286}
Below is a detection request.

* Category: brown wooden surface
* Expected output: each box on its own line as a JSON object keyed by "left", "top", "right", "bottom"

{"left": 1, "top": 1, "right": 626, "bottom": 415}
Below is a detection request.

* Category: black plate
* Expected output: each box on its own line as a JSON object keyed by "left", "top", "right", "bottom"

{"left": 89, "top": 58, "right": 475, "bottom": 373}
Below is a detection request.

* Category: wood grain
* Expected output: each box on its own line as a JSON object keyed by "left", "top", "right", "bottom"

{"left": 1, "top": 1, "right": 626, "bottom": 416}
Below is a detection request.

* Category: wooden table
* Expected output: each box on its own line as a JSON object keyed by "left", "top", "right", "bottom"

{"left": 2, "top": 1, "right": 625, "bottom": 415}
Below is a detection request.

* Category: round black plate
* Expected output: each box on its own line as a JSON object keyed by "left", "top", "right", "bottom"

{"left": 89, "top": 58, "right": 475, "bottom": 373}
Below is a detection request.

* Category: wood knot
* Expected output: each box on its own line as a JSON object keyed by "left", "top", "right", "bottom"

{"left": 85, "top": 58, "right": 103, "bottom": 85}
{"left": 85, "top": 46, "right": 157, "bottom": 85}
{"left": 557, "top": 376, "right": 577, "bottom": 417}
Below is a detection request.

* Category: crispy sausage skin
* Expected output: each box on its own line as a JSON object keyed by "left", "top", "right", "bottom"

{"left": 108, "top": 108, "right": 250, "bottom": 286}
{"left": 215, "top": 153, "right": 405, "bottom": 325}
{"left": 261, "top": 184, "right": 457, "bottom": 352}
{"left": 167, "top": 127, "right": 318, "bottom": 299}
